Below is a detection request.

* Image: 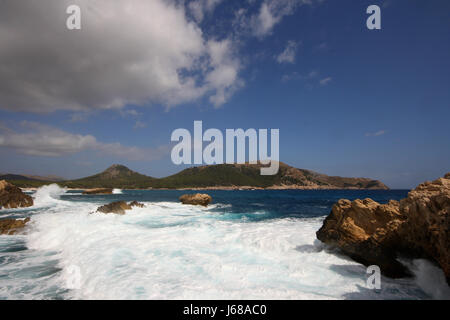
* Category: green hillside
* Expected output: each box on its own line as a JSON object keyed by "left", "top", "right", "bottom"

{"left": 3, "top": 162, "right": 389, "bottom": 190}
{"left": 62, "top": 164, "right": 154, "bottom": 188}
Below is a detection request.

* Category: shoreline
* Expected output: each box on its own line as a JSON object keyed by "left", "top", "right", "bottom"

{"left": 20, "top": 185, "right": 391, "bottom": 192}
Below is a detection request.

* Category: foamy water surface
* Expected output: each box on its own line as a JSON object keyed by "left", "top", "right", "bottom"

{"left": 0, "top": 185, "right": 449, "bottom": 300}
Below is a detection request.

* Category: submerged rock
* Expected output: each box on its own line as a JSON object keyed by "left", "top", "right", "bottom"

{"left": 0, "top": 217, "right": 31, "bottom": 235}
{"left": 179, "top": 193, "right": 212, "bottom": 206}
{"left": 96, "top": 200, "right": 145, "bottom": 215}
{"left": 317, "top": 173, "right": 450, "bottom": 283}
{"left": 0, "top": 180, "right": 33, "bottom": 209}
{"left": 82, "top": 188, "right": 113, "bottom": 195}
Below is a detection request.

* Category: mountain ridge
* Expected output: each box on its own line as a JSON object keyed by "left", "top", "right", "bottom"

{"left": 5, "top": 162, "right": 389, "bottom": 190}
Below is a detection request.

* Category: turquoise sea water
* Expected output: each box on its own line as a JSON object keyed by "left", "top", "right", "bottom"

{"left": 1, "top": 186, "right": 449, "bottom": 300}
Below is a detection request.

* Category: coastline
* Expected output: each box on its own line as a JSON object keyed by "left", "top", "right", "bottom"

{"left": 20, "top": 185, "right": 390, "bottom": 192}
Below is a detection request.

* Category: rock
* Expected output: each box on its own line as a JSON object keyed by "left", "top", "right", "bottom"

{"left": 96, "top": 200, "right": 145, "bottom": 215}
{"left": 179, "top": 193, "right": 212, "bottom": 206}
{"left": 0, "top": 180, "right": 33, "bottom": 209}
{"left": 399, "top": 173, "right": 450, "bottom": 284}
{"left": 0, "top": 217, "right": 31, "bottom": 235}
{"left": 317, "top": 173, "right": 450, "bottom": 283}
{"left": 129, "top": 201, "right": 145, "bottom": 208}
{"left": 82, "top": 188, "right": 113, "bottom": 195}
{"left": 316, "top": 198, "right": 409, "bottom": 277}
{"left": 96, "top": 201, "right": 131, "bottom": 215}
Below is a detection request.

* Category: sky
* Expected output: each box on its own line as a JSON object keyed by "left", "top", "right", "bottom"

{"left": 0, "top": 0, "right": 449, "bottom": 189}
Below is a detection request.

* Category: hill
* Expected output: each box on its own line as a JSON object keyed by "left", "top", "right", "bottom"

{"left": 62, "top": 164, "right": 155, "bottom": 188}
{"left": 152, "top": 162, "right": 389, "bottom": 189}
{"left": 4, "top": 163, "right": 389, "bottom": 190}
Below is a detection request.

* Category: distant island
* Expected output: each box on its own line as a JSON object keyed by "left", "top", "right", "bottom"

{"left": 1, "top": 163, "right": 389, "bottom": 190}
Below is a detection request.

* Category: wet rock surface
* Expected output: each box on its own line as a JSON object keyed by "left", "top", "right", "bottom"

{"left": 317, "top": 173, "right": 450, "bottom": 283}
{"left": 0, "top": 217, "right": 31, "bottom": 235}
{"left": 0, "top": 180, "right": 33, "bottom": 209}
{"left": 179, "top": 193, "right": 212, "bottom": 206}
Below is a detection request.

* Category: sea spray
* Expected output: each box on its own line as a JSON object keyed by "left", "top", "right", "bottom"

{"left": 33, "top": 184, "right": 67, "bottom": 207}
{"left": 0, "top": 189, "right": 441, "bottom": 300}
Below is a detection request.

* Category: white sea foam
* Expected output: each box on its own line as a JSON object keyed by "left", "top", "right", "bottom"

{"left": 17, "top": 198, "right": 445, "bottom": 300}
{"left": 32, "top": 184, "right": 67, "bottom": 207}
{"left": 0, "top": 191, "right": 443, "bottom": 300}
{"left": 408, "top": 259, "right": 450, "bottom": 299}
{"left": 112, "top": 189, "right": 123, "bottom": 194}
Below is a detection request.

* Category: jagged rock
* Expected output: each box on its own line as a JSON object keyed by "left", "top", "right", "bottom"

{"left": 0, "top": 217, "right": 31, "bottom": 235}
{"left": 399, "top": 174, "right": 450, "bottom": 284}
{"left": 129, "top": 201, "right": 145, "bottom": 208}
{"left": 317, "top": 173, "right": 450, "bottom": 283}
{"left": 96, "top": 200, "right": 145, "bottom": 215}
{"left": 179, "top": 193, "right": 212, "bottom": 206}
{"left": 0, "top": 180, "right": 33, "bottom": 209}
{"left": 82, "top": 188, "right": 113, "bottom": 195}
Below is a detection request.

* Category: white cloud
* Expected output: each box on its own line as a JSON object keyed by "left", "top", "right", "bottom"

{"left": 319, "top": 77, "right": 332, "bottom": 86}
{"left": 365, "top": 130, "right": 387, "bottom": 137}
{"left": 0, "top": 0, "right": 240, "bottom": 113}
{"left": 188, "top": 0, "right": 222, "bottom": 23}
{"left": 251, "top": 0, "right": 313, "bottom": 37}
{"left": 0, "top": 121, "right": 168, "bottom": 160}
{"left": 276, "top": 40, "right": 299, "bottom": 64}
{"left": 133, "top": 121, "right": 147, "bottom": 129}
{"left": 205, "top": 39, "right": 244, "bottom": 107}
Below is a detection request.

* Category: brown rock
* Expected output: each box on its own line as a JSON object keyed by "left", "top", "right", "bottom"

{"left": 96, "top": 201, "right": 131, "bottom": 215}
{"left": 129, "top": 201, "right": 145, "bottom": 208}
{"left": 96, "top": 200, "right": 145, "bottom": 215}
{"left": 317, "top": 173, "right": 450, "bottom": 283}
{"left": 179, "top": 193, "right": 212, "bottom": 206}
{"left": 399, "top": 174, "right": 450, "bottom": 284}
{"left": 0, "top": 180, "right": 33, "bottom": 209}
{"left": 0, "top": 217, "right": 31, "bottom": 235}
{"left": 82, "top": 188, "right": 113, "bottom": 195}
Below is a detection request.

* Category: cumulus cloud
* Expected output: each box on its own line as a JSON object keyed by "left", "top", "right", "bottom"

{"left": 0, "top": 0, "right": 241, "bottom": 113}
{"left": 0, "top": 121, "right": 168, "bottom": 160}
{"left": 276, "top": 40, "right": 299, "bottom": 64}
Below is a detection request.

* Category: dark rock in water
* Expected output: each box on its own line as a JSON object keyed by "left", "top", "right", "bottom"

{"left": 317, "top": 173, "right": 450, "bottom": 284}
{"left": 96, "top": 200, "right": 145, "bottom": 215}
{"left": 179, "top": 193, "right": 212, "bottom": 206}
{"left": 129, "top": 201, "right": 145, "bottom": 208}
{"left": 82, "top": 188, "right": 113, "bottom": 195}
{"left": 0, "top": 180, "right": 33, "bottom": 209}
{"left": 0, "top": 217, "right": 31, "bottom": 235}
{"left": 97, "top": 201, "right": 131, "bottom": 215}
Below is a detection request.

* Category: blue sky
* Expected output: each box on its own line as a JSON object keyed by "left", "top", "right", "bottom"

{"left": 0, "top": 0, "right": 449, "bottom": 188}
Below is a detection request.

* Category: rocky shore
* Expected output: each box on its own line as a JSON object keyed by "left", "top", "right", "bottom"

{"left": 317, "top": 173, "right": 450, "bottom": 284}
{"left": 0, "top": 180, "right": 33, "bottom": 209}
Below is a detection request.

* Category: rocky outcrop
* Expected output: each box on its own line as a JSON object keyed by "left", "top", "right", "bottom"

{"left": 317, "top": 173, "right": 450, "bottom": 283}
{"left": 0, "top": 217, "right": 31, "bottom": 235}
{"left": 0, "top": 180, "right": 33, "bottom": 209}
{"left": 179, "top": 193, "right": 212, "bottom": 206}
{"left": 96, "top": 201, "right": 145, "bottom": 215}
{"left": 82, "top": 188, "right": 113, "bottom": 195}
{"left": 129, "top": 201, "right": 145, "bottom": 208}
{"left": 399, "top": 173, "right": 450, "bottom": 283}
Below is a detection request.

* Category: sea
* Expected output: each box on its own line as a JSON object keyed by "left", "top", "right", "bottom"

{"left": 1, "top": 185, "right": 449, "bottom": 300}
